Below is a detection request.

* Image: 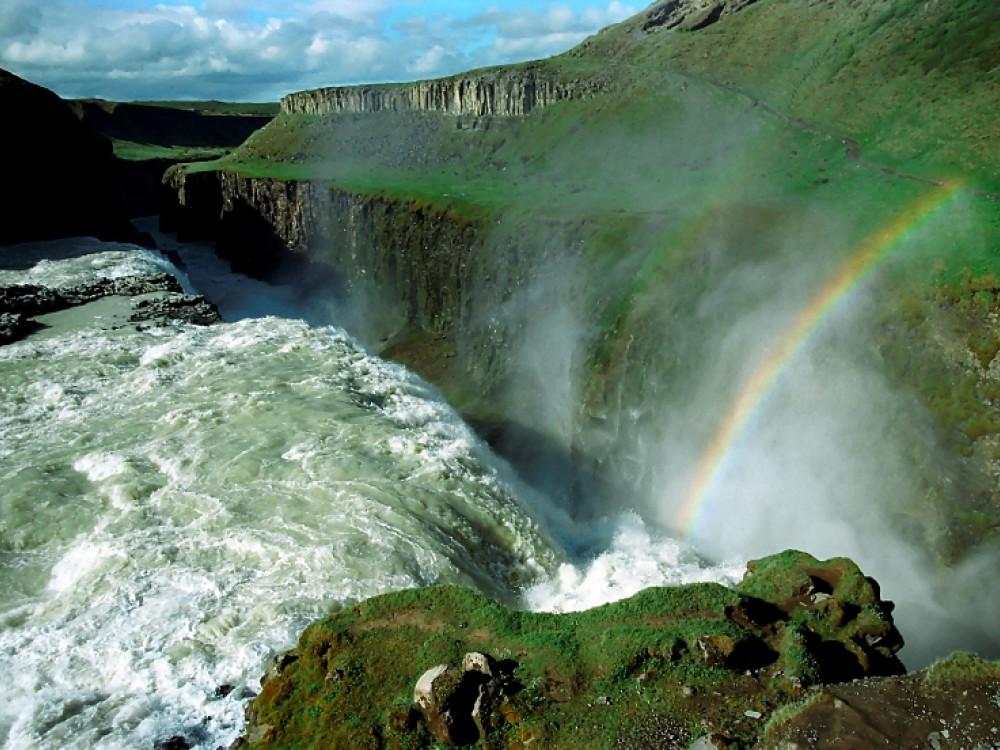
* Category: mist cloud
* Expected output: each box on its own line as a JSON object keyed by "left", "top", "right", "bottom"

{"left": 0, "top": 1, "right": 636, "bottom": 101}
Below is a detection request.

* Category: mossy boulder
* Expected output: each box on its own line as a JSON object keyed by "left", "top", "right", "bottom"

{"left": 736, "top": 550, "right": 905, "bottom": 684}
{"left": 234, "top": 550, "right": 904, "bottom": 749}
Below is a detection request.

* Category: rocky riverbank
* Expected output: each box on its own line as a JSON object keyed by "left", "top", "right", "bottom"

{"left": 0, "top": 268, "right": 221, "bottom": 345}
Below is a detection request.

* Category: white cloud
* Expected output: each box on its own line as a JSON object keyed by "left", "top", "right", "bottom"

{"left": 0, "top": 1, "right": 638, "bottom": 101}
{"left": 407, "top": 43, "right": 454, "bottom": 76}
{"left": 0, "top": 0, "right": 41, "bottom": 37}
{"left": 491, "top": 31, "right": 590, "bottom": 58}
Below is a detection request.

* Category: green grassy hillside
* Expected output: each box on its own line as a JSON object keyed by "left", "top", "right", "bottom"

{"left": 579, "top": 0, "right": 1000, "bottom": 189}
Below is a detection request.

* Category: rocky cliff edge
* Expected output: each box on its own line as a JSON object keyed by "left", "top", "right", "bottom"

{"left": 222, "top": 550, "right": 990, "bottom": 750}
{"left": 280, "top": 62, "right": 609, "bottom": 118}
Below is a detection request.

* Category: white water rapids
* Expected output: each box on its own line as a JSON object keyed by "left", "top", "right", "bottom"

{"left": 0, "top": 233, "right": 741, "bottom": 749}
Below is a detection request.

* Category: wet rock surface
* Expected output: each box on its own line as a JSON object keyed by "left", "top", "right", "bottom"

{"left": 0, "top": 272, "right": 221, "bottom": 344}
{"left": 0, "top": 312, "right": 35, "bottom": 344}
{"left": 0, "top": 273, "right": 182, "bottom": 316}
{"left": 130, "top": 294, "right": 223, "bottom": 327}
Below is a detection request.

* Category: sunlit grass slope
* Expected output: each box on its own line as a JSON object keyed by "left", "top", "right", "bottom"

{"left": 580, "top": 0, "right": 1000, "bottom": 190}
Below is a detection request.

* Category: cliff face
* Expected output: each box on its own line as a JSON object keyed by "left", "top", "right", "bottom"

{"left": 0, "top": 69, "right": 142, "bottom": 246}
{"left": 281, "top": 64, "right": 608, "bottom": 117}
{"left": 161, "top": 170, "right": 475, "bottom": 326}
{"left": 160, "top": 167, "right": 598, "bottom": 415}
{"left": 163, "top": 169, "right": 521, "bottom": 328}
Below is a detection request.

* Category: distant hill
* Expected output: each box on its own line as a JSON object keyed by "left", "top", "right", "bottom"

{"left": 70, "top": 98, "right": 277, "bottom": 162}
{"left": 66, "top": 98, "right": 276, "bottom": 217}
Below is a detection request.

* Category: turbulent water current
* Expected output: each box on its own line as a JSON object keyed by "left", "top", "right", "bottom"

{"left": 0, "top": 233, "right": 741, "bottom": 749}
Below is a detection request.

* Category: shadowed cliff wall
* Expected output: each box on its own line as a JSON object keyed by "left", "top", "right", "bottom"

{"left": 0, "top": 69, "right": 142, "bottom": 246}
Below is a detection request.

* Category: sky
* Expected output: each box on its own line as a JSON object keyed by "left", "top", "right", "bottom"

{"left": 0, "top": 1, "right": 639, "bottom": 102}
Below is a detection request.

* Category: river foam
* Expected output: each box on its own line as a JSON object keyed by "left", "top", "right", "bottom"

{"left": 0, "top": 237, "right": 737, "bottom": 749}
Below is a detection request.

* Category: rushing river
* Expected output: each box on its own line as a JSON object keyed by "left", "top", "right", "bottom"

{"left": 0, "top": 234, "right": 740, "bottom": 749}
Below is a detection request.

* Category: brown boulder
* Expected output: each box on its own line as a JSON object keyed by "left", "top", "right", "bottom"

{"left": 755, "top": 652, "right": 1000, "bottom": 749}
{"left": 413, "top": 653, "right": 500, "bottom": 746}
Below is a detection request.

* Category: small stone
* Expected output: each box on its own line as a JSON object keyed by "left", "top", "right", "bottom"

{"left": 744, "top": 710, "right": 763, "bottom": 720}
{"left": 463, "top": 652, "right": 493, "bottom": 677}
{"left": 697, "top": 634, "right": 737, "bottom": 668}
{"left": 247, "top": 723, "right": 275, "bottom": 746}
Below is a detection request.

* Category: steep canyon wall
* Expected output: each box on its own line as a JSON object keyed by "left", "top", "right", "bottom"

{"left": 0, "top": 69, "right": 144, "bottom": 246}
{"left": 159, "top": 166, "right": 613, "bottom": 477}
{"left": 281, "top": 64, "right": 609, "bottom": 118}
{"left": 162, "top": 170, "right": 478, "bottom": 330}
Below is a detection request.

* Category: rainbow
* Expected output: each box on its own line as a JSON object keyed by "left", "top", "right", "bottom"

{"left": 673, "top": 181, "right": 963, "bottom": 537}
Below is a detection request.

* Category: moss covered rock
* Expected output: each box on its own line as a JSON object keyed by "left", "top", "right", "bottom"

{"left": 234, "top": 550, "right": 905, "bottom": 749}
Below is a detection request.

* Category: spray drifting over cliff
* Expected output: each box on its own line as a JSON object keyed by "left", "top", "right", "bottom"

{"left": 160, "top": 66, "right": 1000, "bottom": 669}
{"left": 487, "top": 177, "right": 1000, "bottom": 667}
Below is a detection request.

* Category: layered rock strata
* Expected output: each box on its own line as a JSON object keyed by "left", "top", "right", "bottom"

{"left": 281, "top": 64, "right": 607, "bottom": 117}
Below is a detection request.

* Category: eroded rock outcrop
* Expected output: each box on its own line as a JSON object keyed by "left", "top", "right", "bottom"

{"left": 0, "top": 272, "right": 221, "bottom": 344}
{"left": 641, "top": 0, "right": 761, "bottom": 32}
{"left": 756, "top": 652, "right": 1000, "bottom": 750}
{"left": 281, "top": 63, "right": 609, "bottom": 117}
{"left": 232, "top": 551, "right": 912, "bottom": 749}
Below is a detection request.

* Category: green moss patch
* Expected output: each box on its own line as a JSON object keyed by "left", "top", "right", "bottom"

{"left": 234, "top": 551, "right": 904, "bottom": 749}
